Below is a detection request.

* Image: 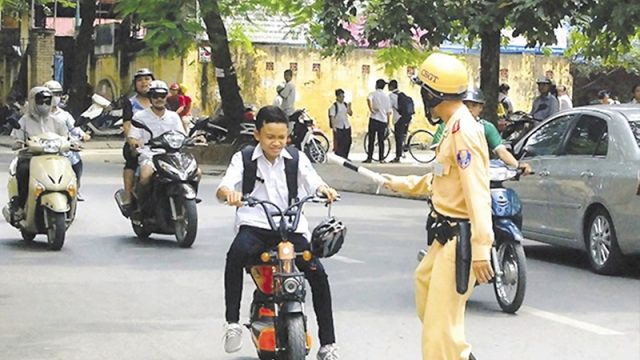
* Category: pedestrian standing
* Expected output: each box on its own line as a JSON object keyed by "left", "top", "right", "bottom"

{"left": 278, "top": 69, "right": 297, "bottom": 118}
{"left": 364, "top": 79, "right": 392, "bottom": 163}
{"left": 498, "top": 83, "right": 514, "bottom": 116}
{"left": 383, "top": 53, "right": 494, "bottom": 360}
{"left": 557, "top": 85, "right": 573, "bottom": 111}
{"left": 328, "top": 89, "right": 353, "bottom": 159}
{"left": 531, "top": 77, "right": 559, "bottom": 121}
{"left": 388, "top": 80, "right": 414, "bottom": 163}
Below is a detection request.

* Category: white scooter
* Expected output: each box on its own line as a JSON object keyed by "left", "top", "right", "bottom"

{"left": 78, "top": 94, "right": 123, "bottom": 136}
{"left": 2, "top": 133, "right": 79, "bottom": 250}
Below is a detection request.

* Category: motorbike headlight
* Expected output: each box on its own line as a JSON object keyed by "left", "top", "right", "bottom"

{"left": 40, "top": 139, "right": 62, "bottom": 154}
{"left": 282, "top": 278, "right": 300, "bottom": 294}
{"left": 158, "top": 160, "right": 187, "bottom": 181}
{"left": 163, "top": 132, "right": 186, "bottom": 150}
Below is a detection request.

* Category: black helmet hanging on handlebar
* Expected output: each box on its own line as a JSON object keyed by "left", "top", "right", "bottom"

{"left": 311, "top": 217, "right": 346, "bottom": 258}
{"left": 462, "top": 89, "right": 485, "bottom": 104}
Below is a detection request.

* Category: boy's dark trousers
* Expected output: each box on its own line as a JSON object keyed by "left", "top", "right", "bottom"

{"left": 334, "top": 127, "right": 352, "bottom": 159}
{"left": 225, "top": 225, "right": 336, "bottom": 346}
{"left": 394, "top": 117, "right": 411, "bottom": 159}
{"left": 366, "top": 119, "right": 387, "bottom": 161}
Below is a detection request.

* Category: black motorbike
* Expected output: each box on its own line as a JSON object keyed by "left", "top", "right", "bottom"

{"left": 188, "top": 105, "right": 257, "bottom": 151}
{"left": 0, "top": 104, "right": 21, "bottom": 135}
{"left": 501, "top": 110, "right": 539, "bottom": 145}
{"left": 115, "top": 123, "right": 200, "bottom": 248}
{"left": 242, "top": 194, "right": 339, "bottom": 360}
{"left": 288, "top": 109, "right": 327, "bottom": 164}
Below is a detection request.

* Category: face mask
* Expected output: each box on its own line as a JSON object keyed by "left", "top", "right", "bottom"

{"left": 35, "top": 104, "right": 51, "bottom": 117}
{"left": 421, "top": 87, "right": 443, "bottom": 125}
{"left": 52, "top": 96, "right": 61, "bottom": 106}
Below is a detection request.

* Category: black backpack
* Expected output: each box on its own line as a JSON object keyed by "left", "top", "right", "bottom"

{"left": 398, "top": 92, "right": 415, "bottom": 117}
{"left": 241, "top": 145, "right": 300, "bottom": 205}
{"left": 327, "top": 102, "right": 338, "bottom": 127}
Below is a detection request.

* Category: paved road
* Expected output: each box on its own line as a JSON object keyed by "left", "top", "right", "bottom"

{"left": 0, "top": 150, "right": 638, "bottom": 360}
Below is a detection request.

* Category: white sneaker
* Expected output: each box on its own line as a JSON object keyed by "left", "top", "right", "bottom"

{"left": 317, "top": 343, "right": 339, "bottom": 360}
{"left": 223, "top": 323, "right": 243, "bottom": 353}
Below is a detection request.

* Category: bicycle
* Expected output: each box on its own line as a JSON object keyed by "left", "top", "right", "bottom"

{"left": 363, "top": 127, "right": 436, "bottom": 163}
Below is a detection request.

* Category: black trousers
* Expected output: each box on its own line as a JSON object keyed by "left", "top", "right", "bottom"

{"left": 16, "top": 157, "right": 30, "bottom": 207}
{"left": 225, "top": 226, "right": 336, "bottom": 346}
{"left": 366, "top": 119, "right": 387, "bottom": 161}
{"left": 394, "top": 118, "right": 410, "bottom": 159}
{"left": 72, "top": 160, "right": 83, "bottom": 188}
{"left": 334, "top": 127, "right": 352, "bottom": 159}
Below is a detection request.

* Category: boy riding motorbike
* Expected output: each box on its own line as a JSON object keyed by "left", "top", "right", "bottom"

{"left": 216, "top": 105, "right": 341, "bottom": 360}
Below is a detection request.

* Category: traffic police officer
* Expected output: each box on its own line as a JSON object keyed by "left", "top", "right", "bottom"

{"left": 383, "top": 53, "right": 494, "bottom": 360}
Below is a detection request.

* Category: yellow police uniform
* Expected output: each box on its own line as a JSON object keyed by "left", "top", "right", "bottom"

{"left": 386, "top": 104, "right": 494, "bottom": 359}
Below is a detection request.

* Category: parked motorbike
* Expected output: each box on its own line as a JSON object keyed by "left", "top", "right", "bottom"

{"left": 501, "top": 111, "right": 539, "bottom": 145}
{"left": 2, "top": 133, "right": 79, "bottom": 250}
{"left": 242, "top": 193, "right": 340, "bottom": 360}
{"left": 0, "top": 103, "right": 22, "bottom": 135}
{"left": 114, "top": 122, "right": 201, "bottom": 248}
{"left": 189, "top": 105, "right": 257, "bottom": 152}
{"left": 78, "top": 93, "right": 123, "bottom": 136}
{"left": 418, "top": 160, "right": 527, "bottom": 313}
{"left": 289, "top": 109, "right": 327, "bottom": 163}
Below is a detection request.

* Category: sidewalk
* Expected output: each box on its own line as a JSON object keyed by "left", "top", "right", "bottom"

{"left": 0, "top": 135, "right": 431, "bottom": 199}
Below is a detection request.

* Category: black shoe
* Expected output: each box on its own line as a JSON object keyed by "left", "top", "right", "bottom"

{"left": 389, "top": 158, "right": 401, "bottom": 163}
{"left": 379, "top": 160, "right": 387, "bottom": 164}
{"left": 362, "top": 159, "right": 372, "bottom": 164}
{"left": 121, "top": 203, "right": 134, "bottom": 218}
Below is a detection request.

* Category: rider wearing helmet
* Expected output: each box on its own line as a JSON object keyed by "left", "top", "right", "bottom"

{"left": 10, "top": 87, "right": 69, "bottom": 212}
{"left": 127, "top": 80, "right": 196, "bottom": 209}
{"left": 44, "top": 80, "right": 91, "bottom": 201}
{"left": 432, "top": 89, "right": 532, "bottom": 174}
{"left": 119, "top": 68, "right": 154, "bottom": 215}
{"left": 531, "top": 76, "right": 559, "bottom": 121}
{"left": 383, "top": 53, "right": 494, "bottom": 360}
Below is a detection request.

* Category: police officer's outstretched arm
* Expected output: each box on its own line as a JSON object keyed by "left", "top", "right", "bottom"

{"left": 453, "top": 123, "right": 495, "bottom": 283}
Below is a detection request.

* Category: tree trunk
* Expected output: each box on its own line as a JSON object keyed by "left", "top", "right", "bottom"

{"left": 117, "top": 16, "right": 134, "bottom": 95}
{"left": 198, "top": 0, "right": 244, "bottom": 139}
{"left": 67, "top": 0, "right": 96, "bottom": 118}
{"left": 480, "top": 29, "right": 501, "bottom": 126}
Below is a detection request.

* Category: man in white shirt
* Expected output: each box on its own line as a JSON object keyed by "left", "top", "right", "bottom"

{"left": 328, "top": 88, "right": 353, "bottom": 159}
{"left": 11, "top": 86, "right": 69, "bottom": 211}
{"left": 365, "top": 79, "right": 392, "bottom": 163}
{"left": 127, "top": 80, "right": 188, "bottom": 201}
{"left": 557, "top": 85, "right": 573, "bottom": 111}
{"left": 216, "top": 105, "right": 341, "bottom": 360}
{"left": 277, "top": 69, "right": 296, "bottom": 117}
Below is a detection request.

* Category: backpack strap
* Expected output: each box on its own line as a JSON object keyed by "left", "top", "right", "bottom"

{"left": 241, "top": 144, "right": 299, "bottom": 205}
{"left": 284, "top": 145, "right": 299, "bottom": 205}
{"left": 241, "top": 145, "right": 257, "bottom": 196}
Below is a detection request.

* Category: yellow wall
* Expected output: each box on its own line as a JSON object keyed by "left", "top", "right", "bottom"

{"left": 90, "top": 45, "right": 572, "bottom": 136}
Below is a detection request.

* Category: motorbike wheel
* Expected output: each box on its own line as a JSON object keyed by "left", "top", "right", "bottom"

{"left": 283, "top": 314, "right": 306, "bottom": 360}
{"left": 21, "top": 230, "right": 35, "bottom": 242}
{"left": 304, "top": 138, "right": 326, "bottom": 163}
{"left": 132, "top": 222, "right": 150, "bottom": 239}
{"left": 46, "top": 210, "right": 66, "bottom": 251}
{"left": 493, "top": 242, "right": 527, "bottom": 313}
{"left": 313, "top": 131, "right": 330, "bottom": 152}
{"left": 174, "top": 198, "right": 198, "bottom": 248}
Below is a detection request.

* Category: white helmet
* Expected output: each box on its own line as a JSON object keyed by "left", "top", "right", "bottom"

{"left": 149, "top": 80, "right": 169, "bottom": 95}
{"left": 43, "top": 80, "right": 63, "bottom": 94}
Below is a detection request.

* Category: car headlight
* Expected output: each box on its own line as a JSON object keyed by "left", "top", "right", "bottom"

{"left": 40, "top": 139, "right": 62, "bottom": 154}
{"left": 282, "top": 278, "right": 300, "bottom": 294}
{"left": 163, "top": 132, "right": 186, "bottom": 150}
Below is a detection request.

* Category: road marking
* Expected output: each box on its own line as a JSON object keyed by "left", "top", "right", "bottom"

{"left": 330, "top": 255, "right": 364, "bottom": 264}
{"left": 521, "top": 306, "right": 624, "bottom": 336}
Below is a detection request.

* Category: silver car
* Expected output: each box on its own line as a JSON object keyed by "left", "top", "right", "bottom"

{"left": 512, "top": 105, "right": 640, "bottom": 274}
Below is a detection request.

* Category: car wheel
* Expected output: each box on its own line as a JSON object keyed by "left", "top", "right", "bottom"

{"left": 586, "top": 208, "right": 625, "bottom": 275}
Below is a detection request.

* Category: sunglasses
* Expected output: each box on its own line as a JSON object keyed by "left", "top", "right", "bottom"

{"left": 150, "top": 92, "right": 168, "bottom": 99}
{"left": 35, "top": 97, "right": 52, "bottom": 105}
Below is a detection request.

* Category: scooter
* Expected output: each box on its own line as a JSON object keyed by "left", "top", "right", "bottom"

{"left": 189, "top": 105, "right": 257, "bottom": 152}
{"left": 78, "top": 93, "right": 123, "bottom": 137}
{"left": 289, "top": 109, "right": 327, "bottom": 163}
{"left": 114, "top": 122, "right": 201, "bottom": 248}
{"left": 2, "top": 133, "right": 79, "bottom": 250}
{"left": 242, "top": 194, "right": 339, "bottom": 360}
{"left": 418, "top": 160, "right": 527, "bottom": 313}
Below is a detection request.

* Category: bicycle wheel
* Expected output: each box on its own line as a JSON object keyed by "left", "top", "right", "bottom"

{"left": 408, "top": 129, "right": 436, "bottom": 163}
{"left": 363, "top": 130, "right": 392, "bottom": 161}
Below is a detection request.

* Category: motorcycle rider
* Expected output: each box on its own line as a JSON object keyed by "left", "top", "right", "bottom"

{"left": 432, "top": 89, "right": 532, "bottom": 174}
{"left": 10, "top": 86, "right": 69, "bottom": 215}
{"left": 531, "top": 77, "right": 559, "bottom": 121}
{"left": 120, "top": 68, "right": 154, "bottom": 216}
{"left": 383, "top": 53, "right": 494, "bottom": 360}
{"left": 216, "top": 105, "right": 341, "bottom": 360}
{"left": 127, "top": 80, "right": 199, "bottom": 212}
{"left": 44, "top": 80, "right": 91, "bottom": 201}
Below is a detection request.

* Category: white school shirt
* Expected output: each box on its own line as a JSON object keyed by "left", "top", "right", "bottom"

{"left": 328, "top": 102, "right": 350, "bottom": 129}
{"left": 128, "top": 108, "right": 185, "bottom": 164}
{"left": 217, "top": 146, "right": 326, "bottom": 239}
{"left": 279, "top": 82, "right": 296, "bottom": 116}
{"left": 368, "top": 89, "right": 391, "bottom": 123}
